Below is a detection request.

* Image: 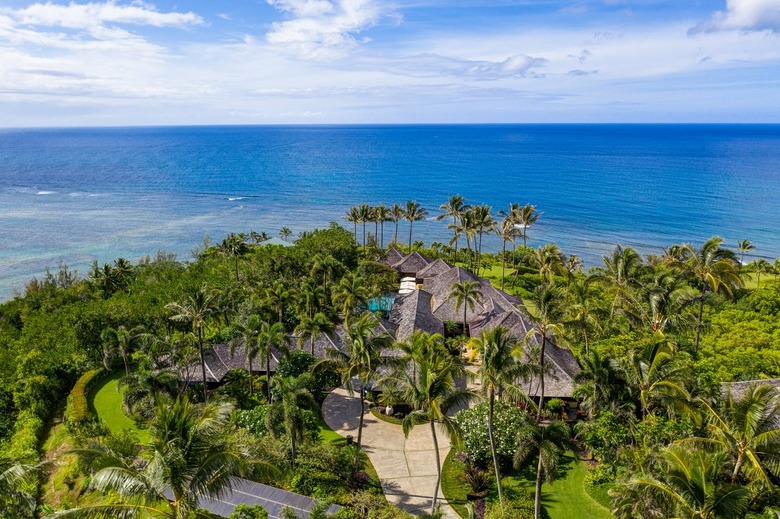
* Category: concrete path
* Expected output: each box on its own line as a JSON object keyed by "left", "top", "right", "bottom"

{"left": 322, "top": 388, "right": 461, "bottom": 518}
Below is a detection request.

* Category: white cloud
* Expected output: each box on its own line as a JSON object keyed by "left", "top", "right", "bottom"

{"left": 265, "top": 0, "right": 394, "bottom": 59}
{"left": 6, "top": 1, "right": 202, "bottom": 29}
{"left": 690, "top": 0, "right": 780, "bottom": 34}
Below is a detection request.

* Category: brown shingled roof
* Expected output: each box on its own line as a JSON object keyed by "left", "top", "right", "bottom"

{"left": 384, "top": 248, "right": 407, "bottom": 266}
{"left": 391, "top": 251, "right": 432, "bottom": 276}
{"left": 389, "top": 290, "right": 444, "bottom": 341}
{"left": 184, "top": 343, "right": 283, "bottom": 384}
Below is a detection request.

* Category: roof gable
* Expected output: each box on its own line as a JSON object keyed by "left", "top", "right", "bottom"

{"left": 391, "top": 251, "right": 432, "bottom": 275}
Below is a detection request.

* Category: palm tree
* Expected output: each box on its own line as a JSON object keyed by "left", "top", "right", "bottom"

{"left": 497, "top": 214, "right": 518, "bottom": 290}
{"left": 295, "top": 312, "right": 333, "bottom": 356}
{"left": 298, "top": 278, "right": 326, "bottom": 318}
{"left": 269, "top": 375, "right": 318, "bottom": 469}
{"left": 56, "top": 396, "right": 274, "bottom": 519}
{"left": 594, "top": 244, "right": 645, "bottom": 317}
{"left": 737, "top": 239, "right": 754, "bottom": 268}
{"left": 374, "top": 205, "right": 391, "bottom": 249}
{"left": 471, "top": 204, "right": 496, "bottom": 275}
{"left": 671, "top": 237, "right": 742, "bottom": 353}
{"left": 692, "top": 382, "right": 780, "bottom": 487}
{"left": 309, "top": 254, "right": 343, "bottom": 294}
{"left": 403, "top": 200, "right": 428, "bottom": 254}
{"left": 218, "top": 233, "right": 250, "bottom": 282}
{"left": 358, "top": 204, "right": 372, "bottom": 249}
{"left": 565, "top": 278, "right": 602, "bottom": 356}
{"left": 393, "top": 350, "right": 474, "bottom": 514}
{"left": 753, "top": 258, "right": 773, "bottom": 289}
{"left": 395, "top": 330, "right": 446, "bottom": 383}
{"left": 101, "top": 324, "right": 146, "bottom": 377}
{"left": 513, "top": 420, "right": 574, "bottom": 519}
{"left": 517, "top": 204, "right": 541, "bottom": 252}
{"left": 265, "top": 282, "right": 291, "bottom": 325}
{"left": 343, "top": 206, "right": 360, "bottom": 244}
{"left": 317, "top": 312, "right": 394, "bottom": 473}
{"left": 474, "top": 326, "right": 533, "bottom": 502}
{"left": 448, "top": 280, "right": 482, "bottom": 335}
{"left": 612, "top": 446, "right": 749, "bottom": 519}
{"left": 532, "top": 243, "right": 565, "bottom": 283}
{"left": 257, "top": 321, "right": 289, "bottom": 404}
{"left": 518, "top": 283, "right": 568, "bottom": 421}
{"left": 390, "top": 203, "right": 404, "bottom": 246}
{"left": 332, "top": 273, "right": 369, "bottom": 324}
{"left": 573, "top": 350, "right": 628, "bottom": 418}
{"left": 166, "top": 286, "right": 217, "bottom": 402}
{"left": 437, "top": 195, "right": 468, "bottom": 263}
{"left": 0, "top": 459, "right": 40, "bottom": 517}
{"left": 279, "top": 227, "right": 293, "bottom": 242}
{"left": 228, "top": 314, "right": 263, "bottom": 395}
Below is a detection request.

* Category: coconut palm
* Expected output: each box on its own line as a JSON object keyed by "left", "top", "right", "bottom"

{"left": 390, "top": 203, "right": 404, "bottom": 246}
{"left": 573, "top": 350, "right": 629, "bottom": 418}
{"left": 317, "top": 312, "right": 394, "bottom": 473}
{"left": 55, "top": 396, "right": 274, "bottom": 519}
{"left": 692, "top": 382, "right": 780, "bottom": 487}
{"left": 357, "top": 204, "right": 372, "bottom": 249}
{"left": 518, "top": 283, "right": 569, "bottom": 421}
{"left": 594, "top": 244, "right": 645, "bottom": 318}
{"left": 228, "top": 314, "right": 263, "bottom": 395}
{"left": 565, "top": 278, "right": 602, "bottom": 356}
{"left": 395, "top": 330, "right": 447, "bottom": 383}
{"left": 474, "top": 325, "right": 534, "bottom": 502}
{"left": 309, "top": 254, "right": 343, "bottom": 294}
{"left": 622, "top": 264, "right": 697, "bottom": 336}
{"left": 513, "top": 420, "right": 575, "bottom": 519}
{"left": 374, "top": 205, "right": 391, "bottom": 249}
{"left": 298, "top": 278, "right": 326, "bottom": 318}
{"left": 438, "top": 195, "right": 468, "bottom": 263}
{"left": 268, "top": 374, "right": 318, "bottom": 469}
{"left": 517, "top": 204, "right": 541, "bottom": 252}
{"left": 218, "top": 233, "right": 250, "bottom": 282}
{"left": 166, "top": 286, "right": 217, "bottom": 402}
{"left": 612, "top": 446, "right": 749, "bottom": 519}
{"left": 257, "top": 321, "right": 289, "bottom": 404}
{"left": 264, "top": 282, "right": 291, "bottom": 325}
{"left": 497, "top": 214, "right": 518, "bottom": 290}
{"left": 737, "top": 239, "right": 754, "bottom": 268}
{"left": 332, "top": 273, "right": 369, "bottom": 324}
{"left": 448, "top": 280, "right": 482, "bottom": 335}
{"left": 101, "top": 324, "right": 146, "bottom": 377}
{"left": 294, "top": 312, "right": 334, "bottom": 356}
{"left": 343, "top": 206, "right": 360, "bottom": 244}
{"left": 532, "top": 243, "right": 565, "bottom": 283}
{"left": 393, "top": 350, "right": 474, "bottom": 514}
{"left": 279, "top": 227, "right": 293, "bottom": 242}
{"left": 753, "top": 258, "right": 773, "bottom": 289}
{"left": 471, "top": 204, "right": 496, "bottom": 275}
{"left": 0, "top": 458, "right": 40, "bottom": 517}
{"left": 671, "top": 237, "right": 742, "bottom": 353}
{"left": 403, "top": 200, "right": 428, "bottom": 254}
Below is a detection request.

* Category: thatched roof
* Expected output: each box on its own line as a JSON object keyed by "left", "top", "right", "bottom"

{"left": 389, "top": 290, "right": 444, "bottom": 341}
{"left": 290, "top": 330, "right": 343, "bottom": 359}
{"left": 416, "top": 258, "right": 452, "bottom": 280}
{"left": 384, "top": 248, "right": 407, "bottom": 266}
{"left": 184, "top": 343, "right": 283, "bottom": 384}
{"left": 391, "top": 251, "right": 432, "bottom": 276}
{"left": 721, "top": 379, "right": 780, "bottom": 400}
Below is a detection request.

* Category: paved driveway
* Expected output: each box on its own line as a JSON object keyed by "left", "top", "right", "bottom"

{"left": 322, "top": 388, "right": 461, "bottom": 518}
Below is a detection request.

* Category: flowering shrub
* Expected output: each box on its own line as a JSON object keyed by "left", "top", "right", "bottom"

{"left": 454, "top": 400, "right": 531, "bottom": 466}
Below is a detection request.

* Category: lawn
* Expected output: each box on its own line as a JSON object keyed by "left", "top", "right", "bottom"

{"left": 442, "top": 451, "right": 612, "bottom": 519}
{"left": 90, "top": 371, "right": 150, "bottom": 444}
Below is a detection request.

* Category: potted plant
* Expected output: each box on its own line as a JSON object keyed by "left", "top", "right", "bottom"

{"left": 379, "top": 385, "right": 402, "bottom": 416}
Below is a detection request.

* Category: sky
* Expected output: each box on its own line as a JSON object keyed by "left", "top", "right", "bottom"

{"left": 0, "top": 0, "right": 779, "bottom": 126}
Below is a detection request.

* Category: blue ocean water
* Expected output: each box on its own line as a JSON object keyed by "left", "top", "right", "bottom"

{"left": 1, "top": 124, "right": 779, "bottom": 300}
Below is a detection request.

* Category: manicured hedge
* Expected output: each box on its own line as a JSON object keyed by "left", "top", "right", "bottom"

{"left": 64, "top": 368, "right": 105, "bottom": 424}
{"left": 1, "top": 409, "right": 44, "bottom": 463}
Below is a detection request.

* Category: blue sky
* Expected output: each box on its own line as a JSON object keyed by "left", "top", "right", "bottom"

{"left": 0, "top": 0, "right": 778, "bottom": 126}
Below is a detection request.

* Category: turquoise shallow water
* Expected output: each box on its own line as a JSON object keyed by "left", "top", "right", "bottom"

{"left": 1, "top": 124, "right": 779, "bottom": 299}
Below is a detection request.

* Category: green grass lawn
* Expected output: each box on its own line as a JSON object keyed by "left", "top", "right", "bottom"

{"left": 442, "top": 451, "right": 612, "bottom": 519}
{"left": 317, "top": 412, "right": 381, "bottom": 486}
{"left": 90, "top": 371, "right": 150, "bottom": 444}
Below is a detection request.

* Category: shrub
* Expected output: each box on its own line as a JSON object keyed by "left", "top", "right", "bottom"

{"left": 454, "top": 401, "right": 531, "bottom": 466}
{"left": 230, "top": 504, "right": 269, "bottom": 519}
{"left": 584, "top": 463, "right": 616, "bottom": 487}
{"left": 2, "top": 409, "right": 43, "bottom": 462}
{"left": 483, "top": 488, "right": 534, "bottom": 519}
{"left": 64, "top": 368, "right": 105, "bottom": 424}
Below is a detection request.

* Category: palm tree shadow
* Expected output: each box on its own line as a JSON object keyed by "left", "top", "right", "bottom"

{"left": 511, "top": 452, "right": 577, "bottom": 519}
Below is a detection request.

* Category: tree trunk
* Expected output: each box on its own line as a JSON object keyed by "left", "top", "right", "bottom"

{"left": 122, "top": 351, "right": 130, "bottom": 378}
{"left": 354, "top": 384, "right": 366, "bottom": 474}
{"left": 353, "top": 222, "right": 357, "bottom": 243}
{"left": 430, "top": 420, "right": 442, "bottom": 514}
{"left": 583, "top": 326, "right": 589, "bottom": 357}
{"left": 247, "top": 352, "right": 253, "bottom": 396}
{"left": 380, "top": 221, "right": 384, "bottom": 249}
{"left": 694, "top": 292, "right": 705, "bottom": 354}
{"left": 536, "top": 335, "right": 546, "bottom": 422}
{"left": 409, "top": 220, "right": 413, "bottom": 254}
{"left": 394, "top": 221, "right": 399, "bottom": 245}
{"left": 534, "top": 452, "right": 543, "bottom": 519}
{"left": 478, "top": 230, "right": 483, "bottom": 275}
{"left": 523, "top": 224, "right": 528, "bottom": 250}
{"left": 488, "top": 390, "right": 504, "bottom": 502}
{"left": 198, "top": 329, "right": 208, "bottom": 403}
{"left": 266, "top": 353, "right": 272, "bottom": 404}
{"left": 362, "top": 221, "right": 366, "bottom": 249}
{"left": 311, "top": 335, "right": 315, "bottom": 356}
{"left": 501, "top": 238, "right": 506, "bottom": 290}
{"left": 732, "top": 449, "right": 744, "bottom": 482}
{"left": 235, "top": 257, "right": 240, "bottom": 282}
{"left": 291, "top": 428, "right": 297, "bottom": 470}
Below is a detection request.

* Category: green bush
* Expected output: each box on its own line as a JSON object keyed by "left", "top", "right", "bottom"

{"left": 484, "top": 488, "right": 534, "bottom": 519}
{"left": 2, "top": 409, "right": 43, "bottom": 462}
{"left": 584, "top": 463, "right": 615, "bottom": 487}
{"left": 230, "top": 504, "right": 269, "bottom": 519}
{"left": 454, "top": 401, "right": 531, "bottom": 466}
{"left": 64, "top": 368, "right": 105, "bottom": 424}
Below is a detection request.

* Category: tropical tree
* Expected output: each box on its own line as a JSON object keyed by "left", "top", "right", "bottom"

{"left": 218, "top": 233, "right": 250, "bottom": 282}
{"left": 474, "top": 326, "right": 533, "bottom": 502}
{"left": 392, "top": 349, "right": 474, "bottom": 513}
{"left": 56, "top": 396, "right": 274, "bottom": 519}
{"left": 390, "top": 203, "right": 404, "bottom": 246}
{"left": 448, "top": 280, "right": 482, "bottom": 334}
{"left": 532, "top": 243, "right": 565, "bottom": 283}
{"left": 374, "top": 204, "right": 391, "bottom": 249}
{"left": 309, "top": 254, "right": 343, "bottom": 294}
{"left": 358, "top": 204, "right": 372, "bottom": 249}
{"left": 612, "top": 446, "right": 749, "bottom": 519}
{"left": 573, "top": 350, "right": 629, "bottom": 418}
{"left": 343, "top": 206, "right": 360, "bottom": 244}
{"left": 471, "top": 204, "right": 496, "bottom": 275}
{"left": 228, "top": 314, "right": 263, "bottom": 395}
{"left": 671, "top": 237, "right": 742, "bottom": 352}
{"left": 332, "top": 273, "right": 369, "bottom": 324}
{"left": 265, "top": 282, "right": 291, "bottom": 325}
{"left": 298, "top": 278, "right": 326, "bottom": 318}
{"left": 317, "top": 312, "right": 394, "bottom": 472}
{"left": 594, "top": 244, "right": 645, "bottom": 317}
{"left": 517, "top": 204, "right": 541, "bottom": 252}
{"left": 0, "top": 459, "right": 40, "bottom": 517}
{"left": 753, "top": 258, "right": 773, "bottom": 290}
{"left": 395, "top": 330, "right": 446, "bottom": 383}
{"left": 166, "top": 286, "right": 217, "bottom": 402}
{"left": 513, "top": 420, "right": 574, "bottom": 519}
{"left": 565, "top": 278, "right": 602, "bottom": 356}
{"left": 438, "top": 195, "right": 468, "bottom": 263}
{"left": 737, "top": 239, "right": 754, "bottom": 268}
{"left": 692, "top": 382, "right": 780, "bottom": 487}
{"left": 257, "top": 321, "right": 290, "bottom": 403}
{"left": 403, "top": 200, "right": 428, "bottom": 254}
{"left": 518, "top": 283, "right": 568, "bottom": 421}
{"left": 279, "top": 227, "right": 293, "bottom": 242}
{"left": 268, "top": 375, "right": 318, "bottom": 469}
{"left": 497, "top": 213, "right": 518, "bottom": 290}
{"left": 101, "top": 324, "right": 146, "bottom": 377}
{"left": 295, "top": 312, "right": 334, "bottom": 356}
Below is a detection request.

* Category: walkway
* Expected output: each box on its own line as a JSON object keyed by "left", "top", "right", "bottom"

{"left": 322, "top": 388, "right": 460, "bottom": 518}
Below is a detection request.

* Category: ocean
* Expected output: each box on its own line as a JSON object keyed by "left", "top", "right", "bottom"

{"left": 1, "top": 124, "right": 779, "bottom": 300}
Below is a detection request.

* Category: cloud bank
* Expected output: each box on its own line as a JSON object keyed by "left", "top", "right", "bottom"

{"left": 691, "top": 0, "right": 780, "bottom": 34}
